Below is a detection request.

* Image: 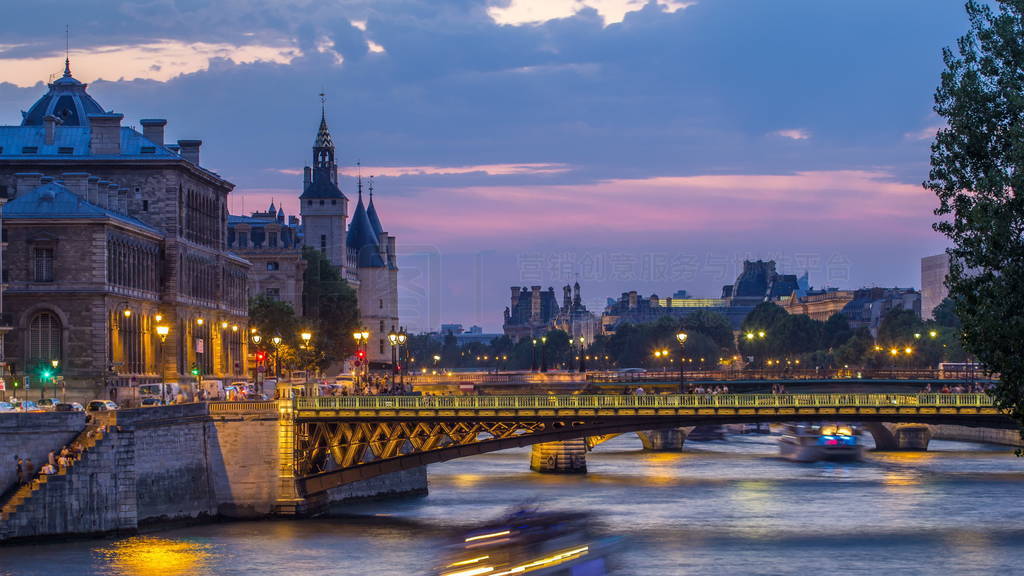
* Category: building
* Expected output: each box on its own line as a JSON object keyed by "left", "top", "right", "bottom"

{"left": 298, "top": 107, "right": 399, "bottom": 365}
{"left": 720, "top": 260, "right": 802, "bottom": 304}
{"left": 921, "top": 253, "right": 950, "bottom": 320}
{"left": 601, "top": 291, "right": 746, "bottom": 332}
{"left": 782, "top": 289, "right": 855, "bottom": 322}
{"left": 552, "top": 282, "right": 600, "bottom": 345}
{"left": 503, "top": 286, "right": 561, "bottom": 340}
{"left": 0, "top": 59, "right": 249, "bottom": 395}
{"left": 227, "top": 202, "right": 306, "bottom": 315}
{"left": 431, "top": 324, "right": 503, "bottom": 347}
{"left": 839, "top": 287, "right": 920, "bottom": 337}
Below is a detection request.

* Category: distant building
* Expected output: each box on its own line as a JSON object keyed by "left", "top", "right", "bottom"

{"left": 602, "top": 291, "right": 744, "bottom": 332}
{"left": 227, "top": 202, "right": 306, "bottom": 315}
{"left": 720, "top": 260, "right": 801, "bottom": 304}
{"left": 782, "top": 289, "right": 855, "bottom": 322}
{"left": 921, "top": 253, "right": 950, "bottom": 320}
{"left": 503, "top": 282, "right": 599, "bottom": 342}
{"left": 840, "top": 287, "right": 920, "bottom": 337}
{"left": 430, "top": 324, "right": 502, "bottom": 347}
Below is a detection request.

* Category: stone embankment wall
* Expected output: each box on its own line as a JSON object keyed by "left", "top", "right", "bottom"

{"left": 930, "top": 425, "right": 1023, "bottom": 447}
{"left": 0, "top": 404, "right": 428, "bottom": 541}
{"left": 0, "top": 412, "right": 85, "bottom": 496}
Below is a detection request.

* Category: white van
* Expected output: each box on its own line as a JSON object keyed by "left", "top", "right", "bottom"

{"left": 200, "top": 379, "right": 224, "bottom": 401}
{"left": 139, "top": 382, "right": 181, "bottom": 402}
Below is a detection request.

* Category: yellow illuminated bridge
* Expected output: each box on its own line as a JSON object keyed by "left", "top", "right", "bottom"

{"left": 287, "top": 393, "right": 1014, "bottom": 495}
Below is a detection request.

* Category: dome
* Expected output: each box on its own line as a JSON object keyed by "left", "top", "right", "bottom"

{"left": 21, "top": 60, "right": 106, "bottom": 127}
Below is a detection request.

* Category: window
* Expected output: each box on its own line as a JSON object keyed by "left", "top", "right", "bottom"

{"left": 320, "top": 234, "right": 326, "bottom": 252}
{"left": 307, "top": 200, "right": 312, "bottom": 206}
{"left": 238, "top": 233, "right": 248, "bottom": 248}
{"left": 265, "top": 287, "right": 280, "bottom": 300}
{"left": 142, "top": 200, "right": 149, "bottom": 212}
{"left": 268, "top": 232, "right": 278, "bottom": 248}
{"left": 379, "top": 340, "right": 384, "bottom": 354}
{"left": 331, "top": 200, "right": 337, "bottom": 205}
{"left": 266, "top": 261, "right": 280, "bottom": 271}
{"left": 379, "top": 299, "right": 383, "bottom": 309}
{"left": 58, "top": 147, "right": 74, "bottom": 155}
{"left": 28, "top": 311, "right": 61, "bottom": 364}
{"left": 319, "top": 200, "right": 325, "bottom": 206}
{"left": 33, "top": 248, "right": 54, "bottom": 282}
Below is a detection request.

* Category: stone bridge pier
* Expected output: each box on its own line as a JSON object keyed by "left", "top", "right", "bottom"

{"left": 529, "top": 439, "right": 588, "bottom": 473}
{"left": 636, "top": 428, "right": 691, "bottom": 451}
{"left": 864, "top": 423, "right": 932, "bottom": 451}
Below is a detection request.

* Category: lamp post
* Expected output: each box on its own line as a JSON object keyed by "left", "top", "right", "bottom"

{"left": 577, "top": 336, "right": 586, "bottom": 373}
{"left": 388, "top": 330, "right": 399, "bottom": 383}
{"left": 272, "top": 335, "right": 283, "bottom": 381}
{"left": 531, "top": 339, "right": 538, "bottom": 372}
{"left": 251, "top": 333, "right": 263, "bottom": 394}
{"left": 353, "top": 328, "right": 369, "bottom": 391}
{"left": 540, "top": 336, "right": 548, "bottom": 373}
{"left": 397, "top": 329, "right": 408, "bottom": 390}
{"left": 676, "top": 331, "right": 688, "bottom": 393}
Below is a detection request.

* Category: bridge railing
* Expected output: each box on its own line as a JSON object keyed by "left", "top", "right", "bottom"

{"left": 295, "top": 393, "right": 995, "bottom": 411}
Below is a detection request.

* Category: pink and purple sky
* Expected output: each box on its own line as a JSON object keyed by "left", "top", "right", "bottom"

{"left": 0, "top": 0, "right": 971, "bottom": 332}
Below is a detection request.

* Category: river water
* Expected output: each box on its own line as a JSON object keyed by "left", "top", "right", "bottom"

{"left": 1, "top": 433, "right": 1022, "bottom": 575}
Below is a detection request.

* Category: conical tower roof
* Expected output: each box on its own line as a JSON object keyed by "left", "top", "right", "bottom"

{"left": 366, "top": 177, "right": 384, "bottom": 237}
{"left": 346, "top": 185, "right": 385, "bottom": 268}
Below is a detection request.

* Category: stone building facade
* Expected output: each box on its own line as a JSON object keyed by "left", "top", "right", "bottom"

{"left": 0, "top": 60, "right": 249, "bottom": 395}
{"left": 227, "top": 203, "right": 306, "bottom": 315}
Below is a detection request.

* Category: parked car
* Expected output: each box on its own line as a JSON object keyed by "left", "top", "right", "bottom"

{"left": 54, "top": 402, "right": 85, "bottom": 412}
{"left": 86, "top": 400, "right": 119, "bottom": 412}
{"left": 140, "top": 397, "right": 165, "bottom": 407}
{"left": 36, "top": 397, "right": 63, "bottom": 411}
{"left": 0, "top": 402, "right": 14, "bottom": 412}
{"left": 12, "top": 400, "right": 42, "bottom": 412}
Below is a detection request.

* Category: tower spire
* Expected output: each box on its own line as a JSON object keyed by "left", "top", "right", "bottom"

{"left": 357, "top": 161, "right": 363, "bottom": 201}
{"left": 63, "top": 24, "right": 72, "bottom": 77}
{"left": 368, "top": 175, "right": 374, "bottom": 199}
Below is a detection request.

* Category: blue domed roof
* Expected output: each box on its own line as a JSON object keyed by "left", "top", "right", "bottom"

{"left": 21, "top": 60, "right": 106, "bottom": 127}
{"left": 346, "top": 194, "right": 385, "bottom": 268}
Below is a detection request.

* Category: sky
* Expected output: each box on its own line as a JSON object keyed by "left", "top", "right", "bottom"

{"left": 0, "top": 0, "right": 976, "bottom": 332}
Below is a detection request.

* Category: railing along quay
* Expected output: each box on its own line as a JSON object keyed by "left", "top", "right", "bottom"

{"left": 295, "top": 393, "right": 995, "bottom": 411}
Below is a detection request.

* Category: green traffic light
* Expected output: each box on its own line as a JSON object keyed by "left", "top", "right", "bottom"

{"left": 41, "top": 370, "right": 51, "bottom": 379}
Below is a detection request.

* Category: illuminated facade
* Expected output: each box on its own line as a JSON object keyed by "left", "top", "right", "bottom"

{"left": 0, "top": 60, "right": 249, "bottom": 392}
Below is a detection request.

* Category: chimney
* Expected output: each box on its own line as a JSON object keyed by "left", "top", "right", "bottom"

{"left": 304, "top": 166, "right": 312, "bottom": 187}
{"left": 15, "top": 173, "right": 43, "bottom": 197}
{"left": 530, "top": 286, "right": 542, "bottom": 322}
{"left": 95, "top": 180, "right": 110, "bottom": 209}
{"left": 387, "top": 235, "right": 396, "bottom": 268}
{"left": 177, "top": 139, "right": 202, "bottom": 166}
{"left": 139, "top": 118, "right": 167, "bottom": 146}
{"left": 62, "top": 172, "right": 90, "bottom": 198}
{"left": 43, "top": 114, "right": 59, "bottom": 146}
{"left": 510, "top": 287, "right": 521, "bottom": 309}
{"left": 88, "top": 113, "right": 124, "bottom": 155}
{"left": 87, "top": 176, "right": 100, "bottom": 205}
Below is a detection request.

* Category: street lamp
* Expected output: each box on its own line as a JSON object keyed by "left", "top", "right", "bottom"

{"left": 353, "top": 328, "right": 370, "bottom": 389}
{"left": 156, "top": 324, "right": 170, "bottom": 343}
{"left": 271, "top": 335, "right": 283, "bottom": 380}
{"left": 301, "top": 331, "right": 312, "bottom": 346}
{"left": 388, "top": 330, "right": 399, "bottom": 380}
{"left": 676, "top": 331, "right": 688, "bottom": 393}
{"left": 540, "top": 336, "right": 548, "bottom": 373}
{"left": 531, "top": 338, "right": 538, "bottom": 372}
{"left": 577, "top": 336, "right": 586, "bottom": 373}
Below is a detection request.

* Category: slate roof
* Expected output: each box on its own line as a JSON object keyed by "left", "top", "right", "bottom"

{"left": 300, "top": 173, "right": 346, "bottom": 200}
{"left": 345, "top": 196, "right": 385, "bottom": 268}
{"left": 0, "top": 125, "right": 180, "bottom": 160}
{"left": 5, "top": 181, "right": 161, "bottom": 235}
{"left": 21, "top": 63, "right": 105, "bottom": 127}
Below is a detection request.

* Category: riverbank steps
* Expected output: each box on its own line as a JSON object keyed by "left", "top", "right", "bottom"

{"left": 0, "top": 404, "right": 427, "bottom": 542}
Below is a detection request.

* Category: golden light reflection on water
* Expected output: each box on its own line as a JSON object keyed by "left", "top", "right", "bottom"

{"left": 96, "top": 536, "right": 214, "bottom": 576}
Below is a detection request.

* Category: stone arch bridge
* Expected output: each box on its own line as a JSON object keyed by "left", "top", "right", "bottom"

{"left": 288, "top": 393, "right": 1014, "bottom": 497}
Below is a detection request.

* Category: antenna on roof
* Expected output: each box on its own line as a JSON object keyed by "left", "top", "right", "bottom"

{"left": 357, "top": 161, "right": 363, "bottom": 199}
{"left": 368, "top": 175, "right": 374, "bottom": 199}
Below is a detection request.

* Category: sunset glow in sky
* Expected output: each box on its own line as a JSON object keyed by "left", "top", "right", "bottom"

{"left": 0, "top": 0, "right": 973, "bottom": 331}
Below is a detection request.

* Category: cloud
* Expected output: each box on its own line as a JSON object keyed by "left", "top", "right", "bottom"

{"left": 903, "top": 123, "right": 944, "bottom": 141}
{"left": 266, "top": 162, "right": 571, "bottom": 178}
{"left": 0, "top": 41, "right": 301, "bottom": 86}
{"left": 488, "top": 0, "right": 693, "bottom": 26}
{"left": 772, "top": 129, "right": 811, "bottom": 140}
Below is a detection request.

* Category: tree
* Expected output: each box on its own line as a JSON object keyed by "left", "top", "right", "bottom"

{"left": 932, "top": 297, "right": 962, "bottom": 329}
{"left": 927, "top": 0, "right": 1024, "bottom": 440}
{"left": 680, "top": 310, "right": 735, "bottom": 352}
{"left": 302, "top": 247, "right": 359, "bottom": 368}
{"left": 249, "top": 294, "right": 299, "bottom": 340}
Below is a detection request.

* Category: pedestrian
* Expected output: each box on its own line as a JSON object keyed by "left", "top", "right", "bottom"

{"left": 16, "top": 456, "right": 24, "bottom": 485}
{"left": 48, "top": 449, "right": 56, "bottom": 468}
{"left": 24, "top": 458, "right": 34, "bottom": 481}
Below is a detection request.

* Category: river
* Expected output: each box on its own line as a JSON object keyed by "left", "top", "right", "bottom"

{"left": 1, "top": 433, "right": 1022, "bottom": 575}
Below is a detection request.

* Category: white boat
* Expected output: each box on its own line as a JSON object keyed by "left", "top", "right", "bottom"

{"left": 779, "top": 424, "right": 863, "bottom": 462}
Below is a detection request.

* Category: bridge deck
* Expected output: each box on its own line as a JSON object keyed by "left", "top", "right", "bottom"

{"left": 295, "top": 393, "right": 1001, "bottom": 420}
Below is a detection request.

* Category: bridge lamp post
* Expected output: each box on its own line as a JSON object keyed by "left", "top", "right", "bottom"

{"left": 540, "top": 336, "right": 548, "bottom": 373}
{"left": 388, "top": 331, "right": 399, "bottom": 381}
{"left": 577, "top": 336, "right": 586, "bottom": 373}
{"left": 397, "top": 330, "right": 407, "bottom": 389}
{"left": 353, "top": 329, "right": 370, "bottom": 389}
{"left": 531, "top": 339, "right": 538, "bottom": 372}
{"left": 271, "top": 336, "right": 283, "bottom": 381}
{"left": 676, "top": 332, "right": 688, "bottom": 393}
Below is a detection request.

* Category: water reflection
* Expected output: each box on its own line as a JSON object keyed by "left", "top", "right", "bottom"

{"left": 96, "top": 536, "right": 214, "bottom": 576}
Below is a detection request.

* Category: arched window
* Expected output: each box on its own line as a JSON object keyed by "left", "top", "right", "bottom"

{"left": 28, "top": 311, "right": 62, "bottom": 364}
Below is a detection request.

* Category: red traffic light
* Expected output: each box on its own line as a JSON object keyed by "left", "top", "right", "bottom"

{"left": 356, "top": 350, "right": 366, "bottom": 359}
{"left": 255, "top": 350, "right": 267, "bottom": 362}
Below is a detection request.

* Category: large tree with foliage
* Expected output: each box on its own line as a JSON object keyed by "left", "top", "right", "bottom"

{"left": 927, "top": 0, "right": 1024, "bottom": 438}
{"left": 302, "top": 247, "right": 360, "bottom": 368}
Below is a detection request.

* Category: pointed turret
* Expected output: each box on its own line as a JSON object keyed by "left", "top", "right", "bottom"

{"left": 346, "top": 182, "right": 385, "bottom": 268}
{"left": 300, "top": 96, "right": 345, "bottom": 200}
{"left": 366, "top": 175, "right": 384, "bottom": 237}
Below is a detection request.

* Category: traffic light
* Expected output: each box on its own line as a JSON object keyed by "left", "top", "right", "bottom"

{"left": 356, "top": 350, "right": 366, "bottom": 360}
{"left": 40, "top": 368, "right": 52, "bottom": 380}
{"left": 255, "top": 350, "right": 267, "bottom": 363}
{"left": 190, "top": 362, "right": 200, "bottom": 376}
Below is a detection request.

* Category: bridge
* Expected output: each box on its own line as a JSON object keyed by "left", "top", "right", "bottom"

{"left": 288, "top": 393, "right": 1014, "bottom": 497}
